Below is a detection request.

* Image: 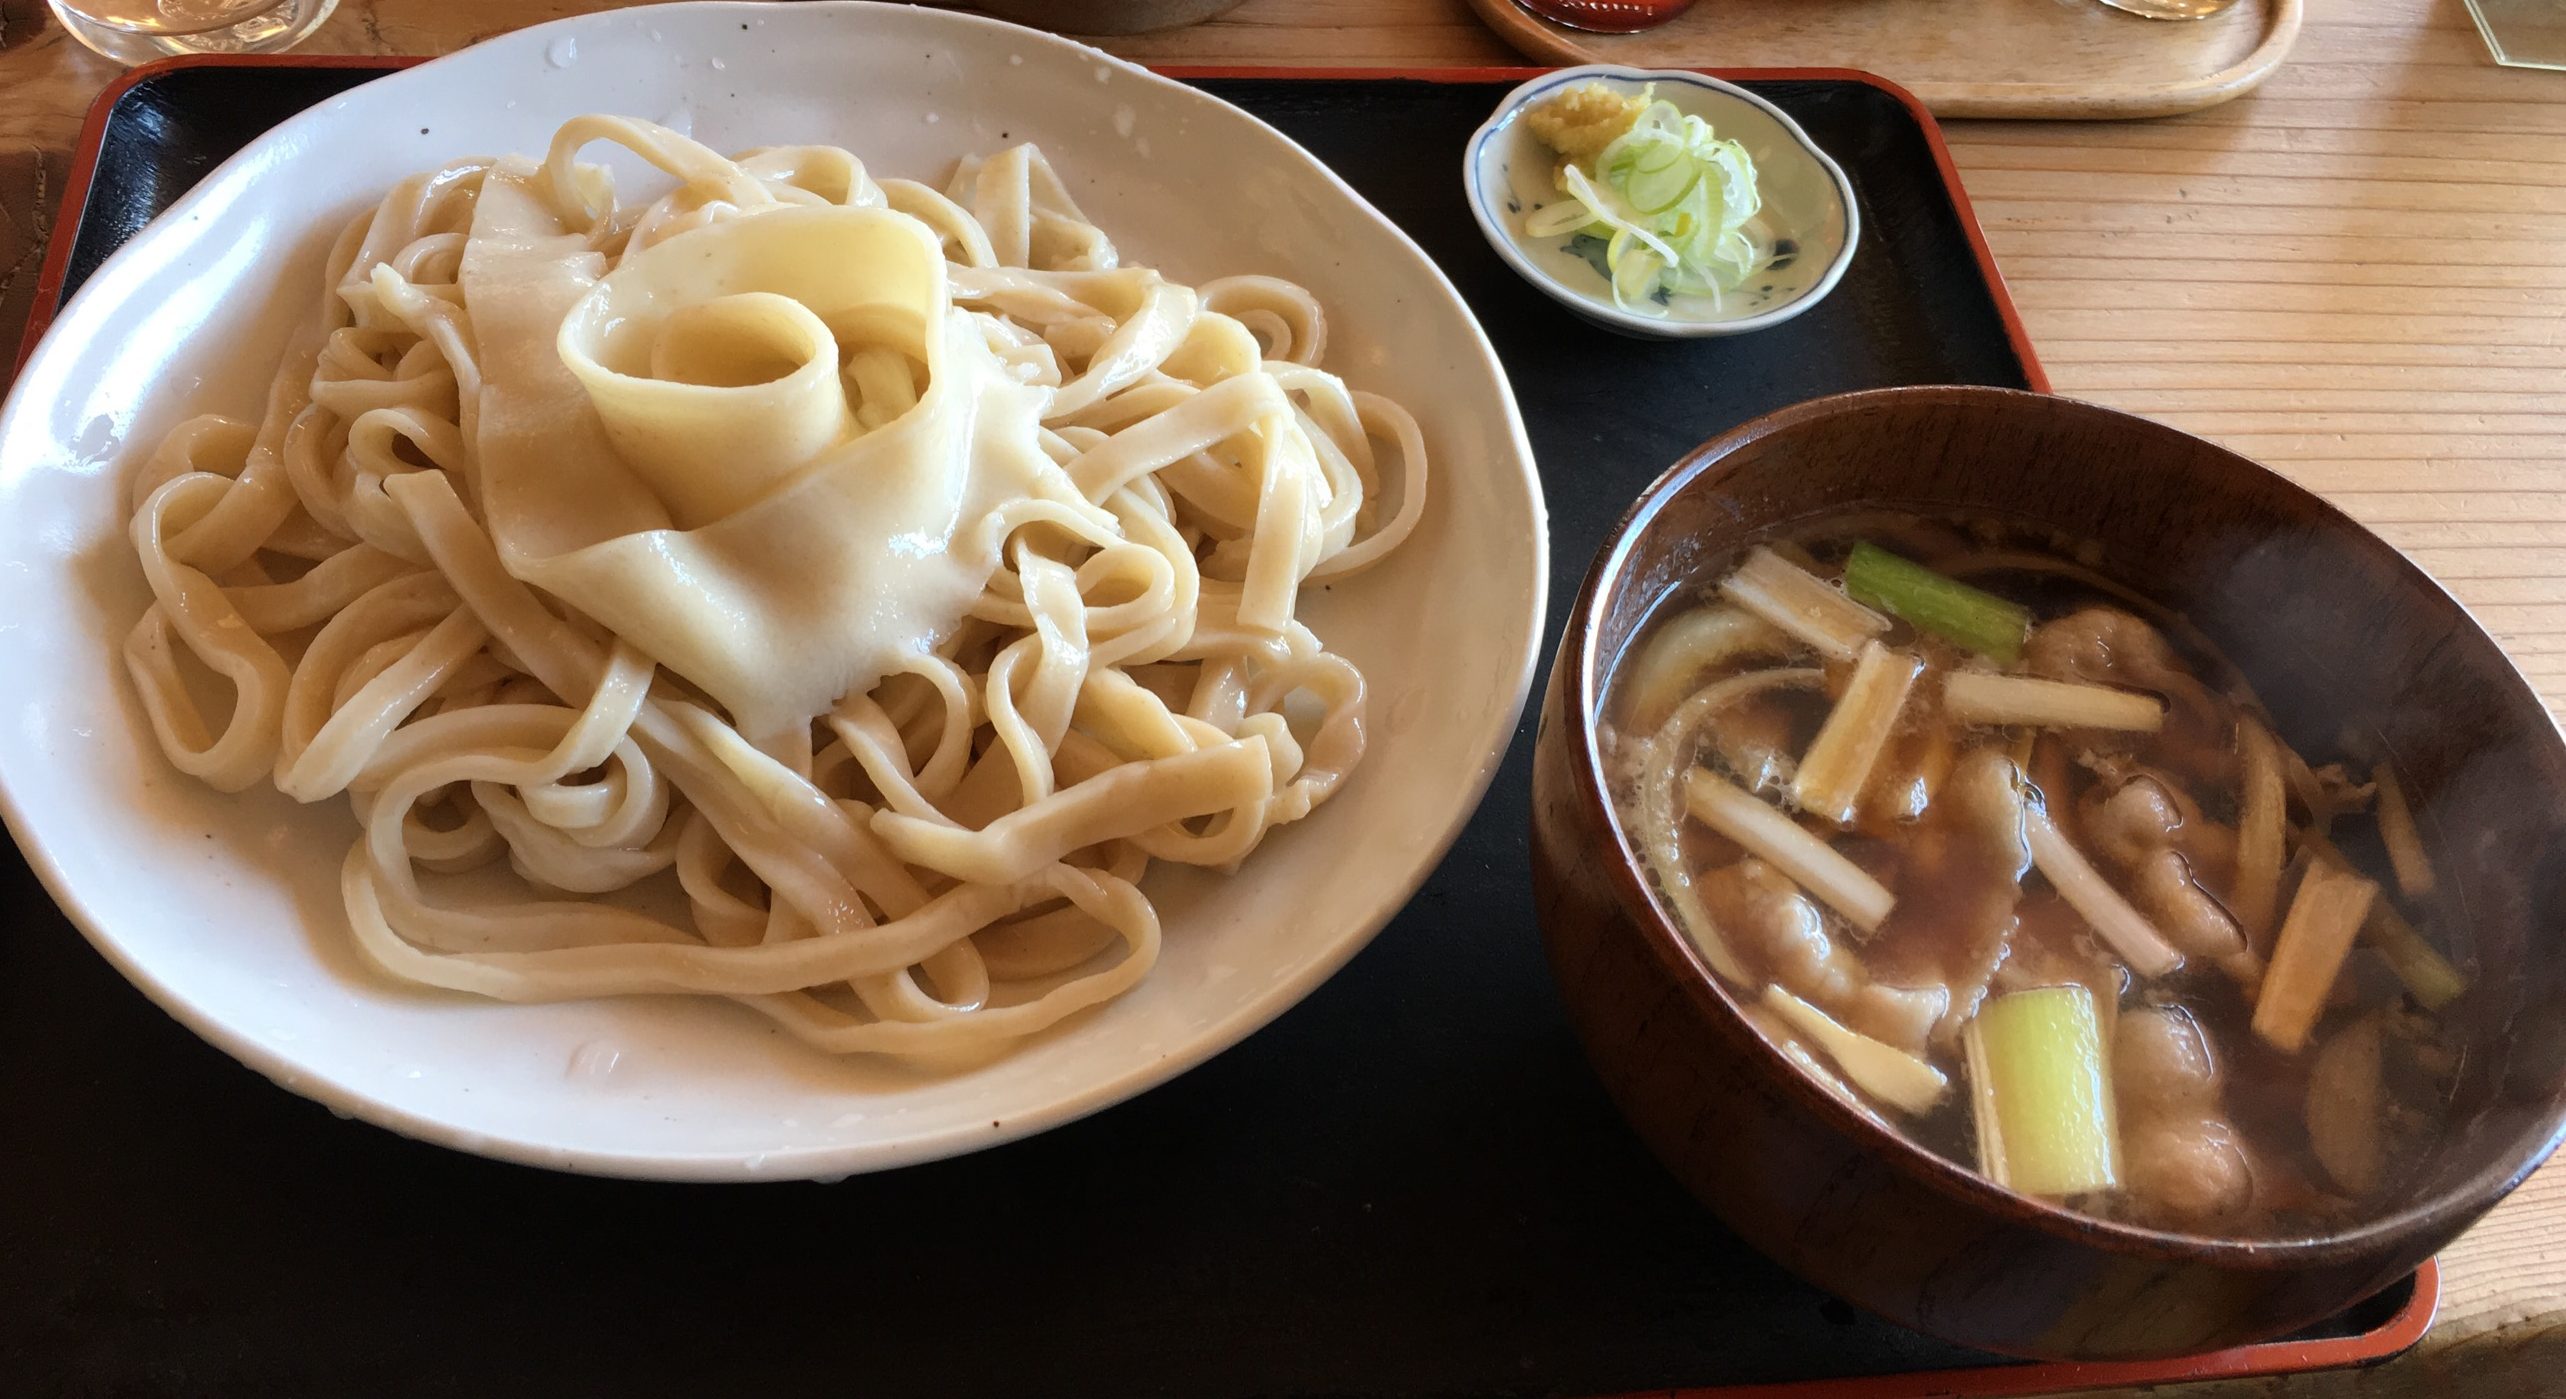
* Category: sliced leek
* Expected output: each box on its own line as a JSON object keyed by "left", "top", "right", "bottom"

{"left": 2371, "top": 762, "right": 2437, "bottom": 899}
{"left": 1521, "top": 87, "right": 1768, "bottom": 314}
{"left": 2364, "top": 899, "right": 2467, "bottom": 1012}
{"left": 1941, "top": 673, "right": 2165, "bottom": 733}
{"left": 2023, "top": 802, "right": 2184, "bottom": 979}
{"left": 1966, "top": 985, "right": 2121, "bottom": 1198}
{"left": 1682, "top": 768, "right": 1895, "bottom": 933}
{"left": 1717, "top": 546, "right": 1889, "bottom": 662}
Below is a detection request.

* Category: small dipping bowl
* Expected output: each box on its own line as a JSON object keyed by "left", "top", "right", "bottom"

{"left": 1464, "top": 65, "right": 1859, "bottom": 338}
{"left": 1529, "top": 385, "right": 2566, "bottom": 1358}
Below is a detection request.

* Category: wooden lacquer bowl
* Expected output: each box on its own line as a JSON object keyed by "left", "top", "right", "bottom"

{"left": 1529, "top": 385, "right": 2566, "bottom": 1359}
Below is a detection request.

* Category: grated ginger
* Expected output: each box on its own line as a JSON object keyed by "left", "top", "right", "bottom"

{"left": 1523, "top": 82, "right": 1648, "bottom": 185}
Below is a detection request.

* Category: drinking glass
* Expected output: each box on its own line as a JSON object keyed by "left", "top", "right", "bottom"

{"left": 2465, "top": 0, "right": 2566, "bottom": 70}
{"left": 46, "top": 0, "right": 337, "bottom": 65}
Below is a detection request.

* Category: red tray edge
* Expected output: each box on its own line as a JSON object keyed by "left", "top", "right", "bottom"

{"left": 9, "top": 51, "right": 2423, "bottom": 1398}
{"left": 16, "top": 55, "right": 2047, "bottom": 395}
{"left": 1646, "top": 1259, "right": 2440, "bottom": 1399}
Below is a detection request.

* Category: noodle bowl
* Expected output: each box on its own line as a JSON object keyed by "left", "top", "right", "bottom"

{"left": 121, "top": 115, "right": 1428, "bottom": 1059}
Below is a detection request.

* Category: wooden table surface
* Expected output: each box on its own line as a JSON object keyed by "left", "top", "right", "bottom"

{"left": 1, "top": 0, "right": 2561, "bottom": 1392}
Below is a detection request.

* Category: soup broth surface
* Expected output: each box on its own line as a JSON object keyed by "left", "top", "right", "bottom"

{"left": 1604, "top": 515, "right": 2467, "bottom": 1237}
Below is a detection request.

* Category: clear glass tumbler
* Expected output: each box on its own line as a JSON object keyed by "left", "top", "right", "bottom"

{"left": 46, "top": 0, "right": 338, "bottom": 65}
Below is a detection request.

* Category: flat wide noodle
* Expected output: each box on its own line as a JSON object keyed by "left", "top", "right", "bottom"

{"left": 121, "top": 116, "right": 1429, "bottom": 1058}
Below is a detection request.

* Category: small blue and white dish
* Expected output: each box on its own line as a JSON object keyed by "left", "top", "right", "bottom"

{"left": 1464, "top": 65, "right": 1861, "bottom": 339}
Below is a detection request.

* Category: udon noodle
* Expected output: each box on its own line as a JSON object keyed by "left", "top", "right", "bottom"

{"left": 121, "top": 116, "right": 1426, "bottom": 1057}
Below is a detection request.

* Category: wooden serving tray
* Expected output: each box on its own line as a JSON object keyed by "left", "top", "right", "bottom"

{"left": 1465, "top": 0, "right": 2304, "bottom": 119}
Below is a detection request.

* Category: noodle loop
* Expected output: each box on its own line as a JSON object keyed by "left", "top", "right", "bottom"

{"left": 122, "top": 116, "right": 1426, "bottom": 1057}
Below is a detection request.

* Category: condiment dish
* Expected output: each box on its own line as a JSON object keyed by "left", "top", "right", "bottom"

{"left": 1464, "top": 65, "right": 1859, "bottom": 338}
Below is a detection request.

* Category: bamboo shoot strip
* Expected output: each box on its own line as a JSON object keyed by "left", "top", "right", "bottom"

{"left": 2233, "top": 716, "right": 2288, "bottom": 953}
{"left": 1941, "top": 673, "right": 2166, "bottom": 733}
{"left": 1843, "top": 541, "right": 2033, "bottom": 664}
{"left": 1793, "top": 642, "right": 1922, "bottom": 825}
{"left": 2253, "top": 859, "right": 2380, "bottom": 1053}
{"left": 1718, "top": 546, "right": 1889, "bottom": 661}
{"left": 1682, "top": 768, "right": 1895, "bottom": 932}
{"left": 2364, "top": 899, "right": 2467, "bottom": 1012}
{"left": 1965, "top": 985, "right": 2120, "bottom": 1198}
{"left": 1766, "top": 986, "right": 1949, "bottom": 1115}
{"left": 2024, "top": 802, "right": 2184, "bottom": 979}
{"left": 2372, "top": 762, "right": 2437, "bottom": 899}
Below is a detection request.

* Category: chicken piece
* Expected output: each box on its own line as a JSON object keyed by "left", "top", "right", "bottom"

{"left": 1867, "top": 748, "right": 2029, "bottom": 1043}
{"left": 2114, "top": 1005, "right": 2256, "bottom": 1226}
{"left": 2076, "top": 771, "right": 2249, "bottom": 965}
{"left": 2128, "top": 849, "right": 2246, "bottom": 960}
{"left": 1947, "top": 747, "right": 2033, "bottom": 867}
{"left": 2083, "top": 775, "right": 2188, "bottom": 871}
{"left": 2114, "top": 1006, "right": 2222, "bottom": 1118}
{"left": 2027, "top": 607, "right": 2208, "bottom": 702}
{"left": 2030, "top": 608, "right": 2236, "bottom": 790}
{"left": 2083, "top": 764, "right": 2227, "bottom": 872}
{"left": 2123, "top": 1114, "right": 2256, "bottom": 1225}
{"left": 1523, "top": 82, "right": 1648, "bottom": 179}
{"left": 1698, "top": 858, "right": 1948, "bottom": 1053}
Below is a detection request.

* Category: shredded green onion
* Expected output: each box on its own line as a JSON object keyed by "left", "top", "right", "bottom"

{"left": 1522, "top": 87, "right": 1768, "bottom": 315}
{"left": 1843, "top": 542, "right": 2032, "bottom": 664}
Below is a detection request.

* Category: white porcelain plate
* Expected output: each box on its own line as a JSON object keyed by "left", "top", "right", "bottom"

{"left": 0, "top": 3, "right": 1546, "bottom": 1180}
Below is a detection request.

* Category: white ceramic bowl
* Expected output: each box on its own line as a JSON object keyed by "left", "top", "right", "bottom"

{"left": 0, "top": 2, "right": 1547, "bottom": 1180}
{"left": 1464, "top": 66, "right": 1860, "bottom": 339}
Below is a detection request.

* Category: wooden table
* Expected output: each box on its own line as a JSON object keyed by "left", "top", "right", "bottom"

{"left": 1, "top": 0, "right": 2560, "bottom": 1391}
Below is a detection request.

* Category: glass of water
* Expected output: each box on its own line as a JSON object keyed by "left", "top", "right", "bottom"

{"left": 47, "top": 0, "right": 338, "bottom": 65}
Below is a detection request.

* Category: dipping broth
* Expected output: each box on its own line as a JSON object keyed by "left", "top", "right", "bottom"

{"left": 1603, "top": 516, "right": 2469, "bottom": 1237}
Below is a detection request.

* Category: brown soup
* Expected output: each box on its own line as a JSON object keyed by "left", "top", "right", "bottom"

{"left": 1603, "top": 515, "right": 2467, "bottom": 1238}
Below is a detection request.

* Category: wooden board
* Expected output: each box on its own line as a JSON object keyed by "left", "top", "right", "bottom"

{"left": 1463, "top": 0, "right": 2304, "bottom": 119}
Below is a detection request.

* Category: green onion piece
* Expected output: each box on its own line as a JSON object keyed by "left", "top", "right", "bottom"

{"left": 1525, "top": 90, "right": 1769, "bottom": 313}
{"left": 1965, "top": 985, "right": 2121, "bottom": 1198}
{"left": 1843, "top": 542, "right": 2033, "bottom": 664}
{"left": 2364, "top": 899, "right": 2468, "bottom": 1012}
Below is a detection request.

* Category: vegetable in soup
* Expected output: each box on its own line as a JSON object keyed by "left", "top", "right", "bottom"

{"left": 1603, "top": 518, "right": 2468, "bottom": 1237}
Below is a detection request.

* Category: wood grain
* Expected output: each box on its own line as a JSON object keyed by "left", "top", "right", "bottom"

{"left": 1, "top": 0, "right": 2563, "bottom": 1390}
{"left": 1464, "top": 0, "right": 2302, "bottom": 120}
